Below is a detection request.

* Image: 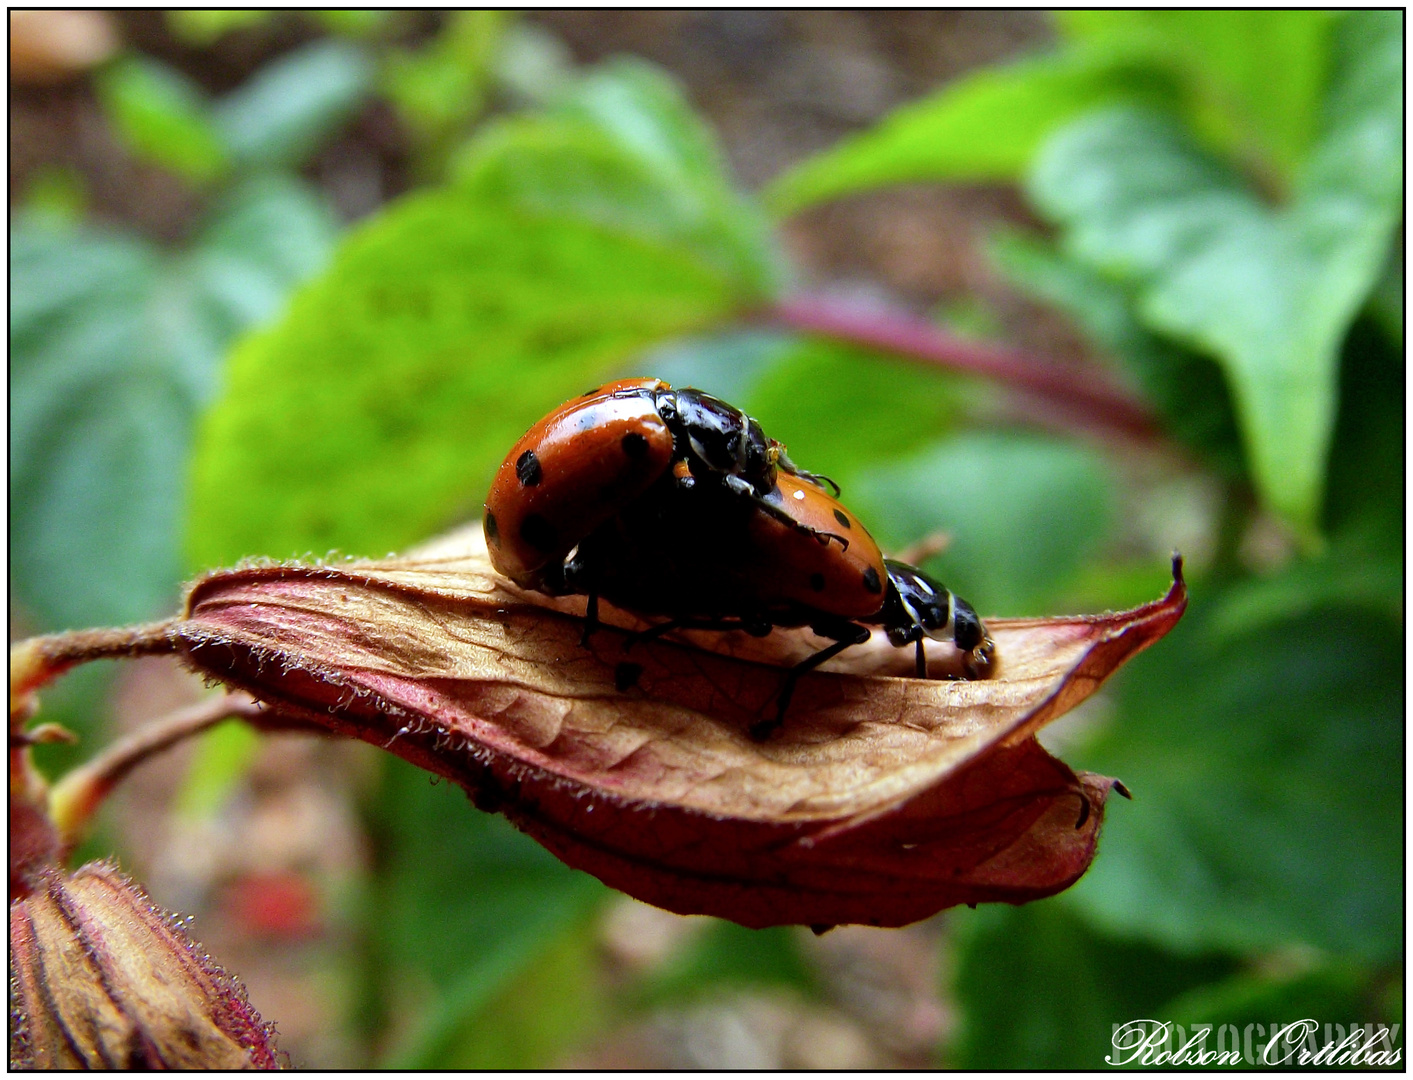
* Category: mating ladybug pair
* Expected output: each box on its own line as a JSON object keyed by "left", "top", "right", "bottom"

{"left": 483, "top": 378, "right": 994, "bottom": 738}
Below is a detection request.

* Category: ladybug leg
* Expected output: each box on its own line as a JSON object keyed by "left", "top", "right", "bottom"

{"left": 795, "top": 469, "right": 841, "bottom": 497}
{"left": 749, "top": 494, "right": 850, "bottom": 552}
{"left": 624, "top": 616, "right": 687, "bottom": 651}
{"left": 915, "top": 638, "right": 927, "bottom": 678}
{"left": 580, "top": 590, "right": 600, "bottom": 647}
{"left": 750, "top": 620, "right": 871, "bottom": 741}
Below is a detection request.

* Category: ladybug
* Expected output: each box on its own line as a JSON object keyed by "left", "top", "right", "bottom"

{"left": 483, "top": 378, "right": 834, "bottom": 591}
{"left": 560, "top": 467, "right": 887, "bottom": 631}
{"left": 483, "top": 378, "right": 993, "bottom": 738}
{"left": 556, "top": 464, "right": 994, "bottom": 738}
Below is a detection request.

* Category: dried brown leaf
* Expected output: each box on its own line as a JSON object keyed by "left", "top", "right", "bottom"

{"left": 171, "top": 526, "right": 1185, "bottom": 928}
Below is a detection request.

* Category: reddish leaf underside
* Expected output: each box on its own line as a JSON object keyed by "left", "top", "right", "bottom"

{"left": 173, "top": 526, "right": 1185, "bottom": 928}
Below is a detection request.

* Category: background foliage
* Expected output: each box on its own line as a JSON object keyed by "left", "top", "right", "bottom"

{"left": 11, "top": 10, "right": 1402, "bottom": 1067}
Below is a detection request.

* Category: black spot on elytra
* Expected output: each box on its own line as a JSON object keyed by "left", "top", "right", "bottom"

{"left": 614, "top": 661, "right": 644, "bottom": 692}
{"left": 483, "top": 510, "right": 499, "bottom": 545}
{"left": 862, "top": 565, "right": 883, "bottom": 594}
{"left": 621, "top": 432, "right": 649, "bottom": 459}
{"left": 515, "top": 449, "right": 543, "bottom": 487}
{"left": 809, "top": 572, "right": 826, "bottom": 592}
{"left": 519, "top": 514, "right": 557, "bottom": 552}
{"left": 832, "top": 508, "right": 851, "bottom": 529}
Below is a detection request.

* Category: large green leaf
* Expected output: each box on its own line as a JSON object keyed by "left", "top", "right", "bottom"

{"left": 987, "top": 230, "right": 1244, "bottom": 477}
{"left": 370, "top": 757, "right": 605, "bottom": 1068}
{"left": 1065, "top": 597, "right": 1403, "bottom": 962}
{"left": 1029, "top": 14, "right": 1401, "bottom": 542}
{"left": 191, "top": 62, "right": 774, "bottom": 569}
{"left": 765, "top": 54, "right": 1168, "bottom": 215}
{"left": 10, "top": 179, "right": 337, "bottom": 631}
{"left": 187, "top": 192, "right": 748, "bottom": 568}
{"left": 949, "top": 902, "right": 1237, "bottom": 1068}
{"left": 1056, "top": 10, "right": 1333, "bottom": 180}
{"left": 455, "top": 58, "right": 780, "bottom": 295}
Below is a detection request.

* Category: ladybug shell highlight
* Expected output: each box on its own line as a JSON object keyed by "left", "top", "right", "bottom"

{"left": 739, "top": 471, "right": 887, "bottom": 619}
{"left": 484, "top": 379, "right": 674, "bottom": 588}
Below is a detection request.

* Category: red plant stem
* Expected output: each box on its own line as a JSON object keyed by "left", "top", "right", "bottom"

{"left": 12, "top": 622, "right": 180, "bottom": 693}
{"left": 768, "top": 294, "right": 1163, "bottom": 443}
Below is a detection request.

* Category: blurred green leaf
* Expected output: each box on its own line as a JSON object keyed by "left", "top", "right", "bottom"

{"left": 12, "top": 372, "right": 191, "bottom": 629}
{"left": 636, "top": 922, "right": 817, "bottom": 1009}
{"left": 950, "top": 901, "right": 1238, "bottom": 1068}
{"left": 1321, "top": 317, "right": 1403, "bottom": 551}
{"left": 174, "top": 719, "right": 262, "bottom": 819}
{"left": 167, "top": 9, "right": 274, "bottom": 45}
{"left": 370, "top": 758, "right": 605, "bottom": 1068}
{"left": 20, "top": 165, "right": 89, "bottom": 223}
{"left": 854, "top": 431, "right": 1115, "bottom": 615}
{"left": 9, "top": 220, "right": 155, "bottom": 351}
{"left": 766, "top": 54, "right": 1170, "bottom": 214}
{"left": 457, "top": 58, "right": 780, "bottom": 295}
{"left": 96, "top": 57, "right": 229, "bottom": 185}
{"left": 1056, "top": 10, "right": 1333, "bottom": 181}
{"left": 419, "top": 921, "right": 605, "bottom": 1069}
{"left": 384, "top": 10, "right": 506, "bottom": 145}
{"left": 493, "top": 21, "right": 575, "bottom": 108}
{"left": 10, "top": 220, "right": 174, "bottom": 629}
{"left": 1208, "top": 314, "right": 1403, "bottom": 640}
{"left": 213, "top": 40, "right": 374, "bottom": 169}
{"left": 11, "top": 178, "right": 336, "bottom": 630}
{"left": 742, "top": 338, "right": 965, "bottom": 492}
{"left": 191, "top": 62, "right": 773, "bottom": 570}
{"left": 639, "top": 328, "right": 793, "bottom": 404}
{"left": 311, "top": 9, "right": 396, "bottom": 39}
{"left": 1208, "top": 543, "right": 1400, "bottom": 642}
{"left": 988, "top": 230, "right": 1244, "bottom": 477}
{"left": 563, "top": 58, "right": 733, "bottom": 193}
{"left": 1067, "top": 598, "right": 1403, "bottom": 962}
{"left": 187, "top": 173, "right": 342, "bottom": 336}
{"left": 1163, "top": 961, "right": 1391, "bottom": 1060}
{"left": 1030, "top": 16, "right": 1401, "bottom": 541}
{"left": 1367, "top": 249, "right": 1402, "bottom": 346}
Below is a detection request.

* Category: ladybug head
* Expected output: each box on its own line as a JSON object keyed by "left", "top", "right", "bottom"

{"left": 881, "top": 560, "right": 949, "bottom": 643}
{"left": 657, "top": 388, "right": 774, "bottom": 494}
{"left": 879, "top": 560, "right": 993, "bottom": 673}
